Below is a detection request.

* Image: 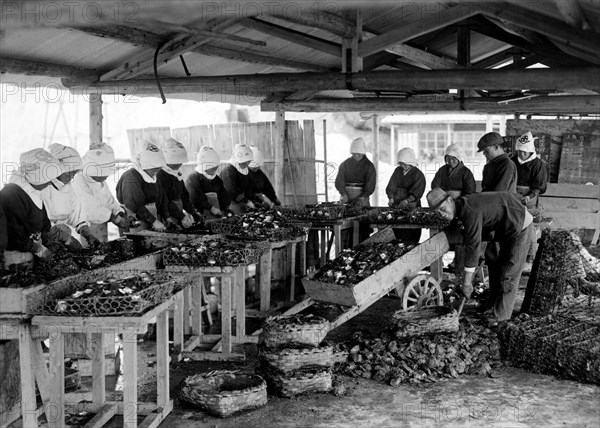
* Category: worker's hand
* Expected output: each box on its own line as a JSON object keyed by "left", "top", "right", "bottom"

{"left": 356, "top": 197, "right": 369, "bottom": 207}
{"left": 48, "top": 224, "right": 71, "bottom": 245}
{"left": 112, "top": 212, "right": 130, "bottom": 229}
{"left": 192, "top": 212, "right": 203, "bottom": 224}
{"left": 461, "top": 282, "right": 474, "bottom": 299}
{"left": 165, "top": 217, "right": 180, "bottom": 231}
{"left": 388, "top": 198, "right": 395, "bottom": 207}
{"left": 32, "top": 242, "right": 53, "bottom": 261}
{"left": 210, "top": 206, "right": 223, "bottom": 217}
{"left": 246, "top": 200, "right": 256, "bottom": 210}
{"left": 64, "top": 236, "right": 83, "bottom": 253}
{"left": 397, "top": 199, "right": 410, "bottom": 209}
{"left": 521, "top": 195, "right": 530, "bottom": 206}
{"left": 181, "top": 214, "right": 194, "bottom": 229}
{"left": 152, "top": 219, "right": 166, "bottom": 232}
{"left": 274, "top": 199, "right": 282, "bottom": 207}
{"left": 262, "top": 200, "right": 275, "bottom": 210}
{"left": 78, "top": 225, "right": 102, "bottom": 249}
{"left": 340, "top": 194, "right": 348, "bottom": 204}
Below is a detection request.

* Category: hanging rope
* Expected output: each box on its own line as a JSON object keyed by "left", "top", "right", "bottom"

{"left": 153, "top": 43, "right": 167, "bottom": 104}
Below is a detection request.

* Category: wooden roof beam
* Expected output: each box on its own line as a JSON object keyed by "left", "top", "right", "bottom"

{"left": 477, "top": 3, "right": 600, "bottom": 59}
{"left": 260, "top": 95, "right": 600, "bottom": 114}
{"left": 385, "top": 43, "right": 461, "bottom": 70}
{"left": 64, "top": 67, "right": 600, "bottom": 96}
{"left": 65, "top": 24, "right": 167, "bottom": 47}
{"left": 270, "top": 13, "right": 353, "bottom": 38}
{"left": 100, "top": 17, "right": 240, "bottom": 81}
{"left": 237, "top": 17, "right": 341, "bottom": 57}
{"left": 0, "top": 56, "right": 100, "bottom": 79}
{"left": 357, "top": 4, "right": 481, "bottom": 57}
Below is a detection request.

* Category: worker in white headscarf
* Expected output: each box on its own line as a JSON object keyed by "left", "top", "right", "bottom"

{"left": 386, "top": 148, "right": 426, "bottom": 243}
{"left": 116, "top": 141, "right": 172, "bottom": 232}
{"left": 511, "top": 131, "right": 548, "bottom": 270}
{"left": 41, "top": 144, "right": 100, "bottom": 249}
{"left": 0, "top": 148, "right": 74, "bottom": 263}
{"left": 334, "top": 137, "right": 376, "bottom": 206}
{"left": 72, "top": 143, "right": 129, "bottom": 242}
{"left": 247, "top": 146, "right": 281, "bottom": 209}
{"left": 185, "top": 146, "right": 232, "bottom": 218}
{"left": 221, "top": 144, "right": 256, "bottom": 213}
{"left": 431, "top": 144, "right": 476, "bottom": 199}
{"left": 156, "top": 138, "right": 202, "bottom": 228}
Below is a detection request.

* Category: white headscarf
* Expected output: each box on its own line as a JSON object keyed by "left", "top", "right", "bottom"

{"left": 196, "top": 146, "right": 220, "bottom": 180}
{"left": 133, "top": 141, "right": 166, "bottom": 183}
{"left": 82, "top": 144, "right": 116, "bottom": 178}
{"left": 229, "top": 144, "right": 253, "bottom": 175}
{"left": 10, "top": 148, "right": 62, "bottom": 208}
{"left": 162, "top": 137, "right": 188, "bottom": 164}
{"left": 516, "top": 132, "right": 538, "bottom": 164}
{"left": 48, "top": 143, "right": 82, "bottom": 190}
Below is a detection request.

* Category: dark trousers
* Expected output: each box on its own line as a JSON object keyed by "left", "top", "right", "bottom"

{"left": 485, "top": 223, "right": 532, "bottom": 321}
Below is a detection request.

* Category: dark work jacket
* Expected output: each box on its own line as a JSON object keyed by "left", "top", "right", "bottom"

{"left": 455, "top": 192, "right": 526, "bottom": 268}
{"left": 248, "top": 169, "right": 278, "bottom": 204}
{"left": 481, "top": 153, "right": 517, "bottom": 193}
{"left": 221, "top": 163, "right": 252, "bottom": 203}
{"left": 0, "top": 183, "right": 52, "bottom": 252}
{"left": 511, "top": 155, "right": 548, "bottom": 196}
{"left": 156, "top": 170, "right": 198, "bottom": 221}
{"left": 386, "top": 166, "right": 426, "bottom": 208}
{"left": 185, "top": 171, "right": 231, "bottom": 212}
{"left": 334, "top": 156, "right": 377, "bottom": 197}
{"left": 431, "top": 163, "right": 476, "bottom": 195}
{"left": 116, "top": 168, "right": 169, "bottom": 224}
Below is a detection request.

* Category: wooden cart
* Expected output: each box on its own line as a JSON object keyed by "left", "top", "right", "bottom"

{"left": 284, "top": 228, "right": 450, "bottom": 330}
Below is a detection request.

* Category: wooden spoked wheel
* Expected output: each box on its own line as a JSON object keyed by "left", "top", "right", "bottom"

{"left": 400, "top": 274, "right": 443, "bottom": 310}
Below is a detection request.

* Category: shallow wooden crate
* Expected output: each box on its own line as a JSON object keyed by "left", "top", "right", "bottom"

{"left": 302, "top": 232, "right": 450, "bottom": 307}
{"left": 0, "top": 284, "right": 45, "bottom": 315}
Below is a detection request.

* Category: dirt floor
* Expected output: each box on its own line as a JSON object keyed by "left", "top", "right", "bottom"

{"left": 28, "top": 271, "right": 599, "bottom": 428}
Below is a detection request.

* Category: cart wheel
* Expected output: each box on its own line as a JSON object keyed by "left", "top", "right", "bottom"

{"left": 401, "top": 274, "right": 443, "bottom": 310}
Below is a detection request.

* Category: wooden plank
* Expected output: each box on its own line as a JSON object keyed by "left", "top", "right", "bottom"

{"left": 181, "top": 351, "right": 245, "bottom": 362}
{"left": 83, "top": 403, "right": 117, "bottom": 428}
{"left": 191, "top": 282, "right": 202, "bottom": 336}
{"left": 89, "top": 94, "right": 103, "bottom": 149}
{"left": 0, "top": 56, "right": 99, "bottom": 79}
{"left": 122, "top": 339, "right": 138, "bottom": 428}
{"left": 221, "top": 277, "right": 232, "bottom": 354}
{"left": 258, "top": 249, "right": 273, "bottom": 312}
{"left": 358, "top": 4, "right": 480, "bottom": 56}
{"left": 302, "top": 232, "right": 450, "bottom": 306}
{"left": 238, "top": 18, "right": 341, "bottom": 57}
{"left": 91, "top": 333, "right": 106, "bottom": 407}
{"left": 386, "top": 43, "right": 460, "bottom": 69}
{"left": 236, "top": 267, "right": 245, "bottom": 338}
{"left": 156, "top": 311, "right": 169, "bottom": 407}
{"left": 289, "top": 243, "right": 297, "bottom": 302}
{"left": 31, "top": 339, "right": 50, "bottom": 403}
{"left": 47, "top": 330, "right": 65, "bottom": 428}
{"left": 538, "top": 197, "right": 599, "bottom": 213}
{"left": 173, "top": 293, "right": 184, "bottom": 357}
{"left": 547, "top": 212, "right": 600, "bottom": 229}
{"left": 543, "top": 183, "right": 600, "bottom": 199}
{"left": 138, "top": 412, "right": 161, "bottom": 428}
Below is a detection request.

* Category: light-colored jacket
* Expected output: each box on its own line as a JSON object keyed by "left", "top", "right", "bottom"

{"left": 72, "top": 172, "right": 124, "bottom": 224}
{"left": 41, "top": 183, "right": 88, "bottom": 230}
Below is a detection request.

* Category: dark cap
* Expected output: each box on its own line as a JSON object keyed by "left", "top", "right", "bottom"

{"left": 477, "top": 132, "right": 503, "bottom": 152}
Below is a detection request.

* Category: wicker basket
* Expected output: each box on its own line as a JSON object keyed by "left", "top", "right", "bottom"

{"left": 260, "top": 315, "right": 330, "bottom": 349}
{"left": 28, "top": 269, "right": 201, "bottom": 316}
{"left": 280, "top": 204, "right": 345, "bottom": 221}
{"left": 259, "top": 344, "right": 334, "bottom": 374}
{"left": 178, "top": 371, "right": 267, "bottom": 417}
{"left": 390, "top": 306, "right": 459, "bottom": 338}
{"left": 210, "top": 218, "right": 310, "bottom": 242}
{"left": 263, "top": 368, "right": 332, "bottom": 398}
{"left": 162, "top": 239, "right": 269, "bottom": 268}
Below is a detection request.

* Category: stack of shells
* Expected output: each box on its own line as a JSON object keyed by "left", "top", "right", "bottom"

{"left": 257, "top": 314, "right": 334, "bottom": 398}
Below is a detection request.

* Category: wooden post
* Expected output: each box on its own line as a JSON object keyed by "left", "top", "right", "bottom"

{"left": 123, "top": 339, "right": 137, "bottom": 428}
{"left": 91, "top": 333, "right": 106, "bottom": 407}
{"left": 19, "top": 326, "right": 38, "bottom": 428}
{"left": 323, "top": 119, "right": 328, "bottom": 202}
{"left": 372, "top": 114, "right": 379, "bottom": 206}
{"left": 156, "top": 311, "right": 169, "bottom": 407}
{"left": 47, "top": 331, "right": 65, "bottom": 428}
{"left": 221, "top": 277, "right": 232, "bottom": 353}
{"left": 89, "top": 94, "right": 103, "bottom": 149}
{"left": 274, "top": 110, "right": 286, "bottom": 204}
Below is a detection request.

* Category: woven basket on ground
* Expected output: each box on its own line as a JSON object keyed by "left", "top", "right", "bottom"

{"left": 64, "top": 367, "right": 81, "bottom": 392}
{"left": 178, "top": 371, "right": 267, "bottom": 417}
{"left": 390, "top": 306, "right": 459, "bottom": 338}
{"left": 260, "top": 314, "right": 330, "bottom": 349}
{"left": 259, "top": 344, "right": 334, "bottom": 375}
{"left": 263, "top": 367, "right": 332, "bottom": 398}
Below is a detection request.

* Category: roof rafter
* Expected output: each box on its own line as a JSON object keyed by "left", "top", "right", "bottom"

{"left": 0, "top": 56, "right": 100, "bottom": 79}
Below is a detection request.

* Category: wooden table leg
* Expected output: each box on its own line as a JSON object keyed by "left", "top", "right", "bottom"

{"left": 183, "top": 286, "right": 191, "bottom": 335}
{"left": 352, "top": 221, "right": 360, "bottom": 247}
{"left": 300, "top": 239, "right": 307, "bottom": 278}
{"left": 430, "top": 228, "right": 443, "bottom": 281}
{"left": 173, "top": 293, "right": 184, "bottom": 357}
{"left": 91, "top": 332, "right": 106, "bottom": 407}
{"left": 123, "top": 338, "right": 138, "bottom": 428}
{"left": 334, "top": 224, "right": 342, "bottom": 256}
{"left": 259, "top": 249, "right": 272, "bottom": 312}
{"left": 289, "top": 242, "right": 297, "bottom": 302}
{"left": 236, "top": 267, "right": 245, "bottom": 338}
{"left": 221, "top": 276, "right": 232, "bottom": 353}
{"left": 19, "top": 325, "right": 39, "bottom": 428}
{"left": 156, "top": 311, "right": 169, "bottom": 407}
{"left": 191, "top": 281, "right": 202, "bottom": 336}
{"left": 47, "top": 330, "right": 65, "bottom": 428}
{"left": 320, "top": 229, "right": 327, "bottom": 265}
{"left": 30, "top": 338, "right": 50, "bottom": 405}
